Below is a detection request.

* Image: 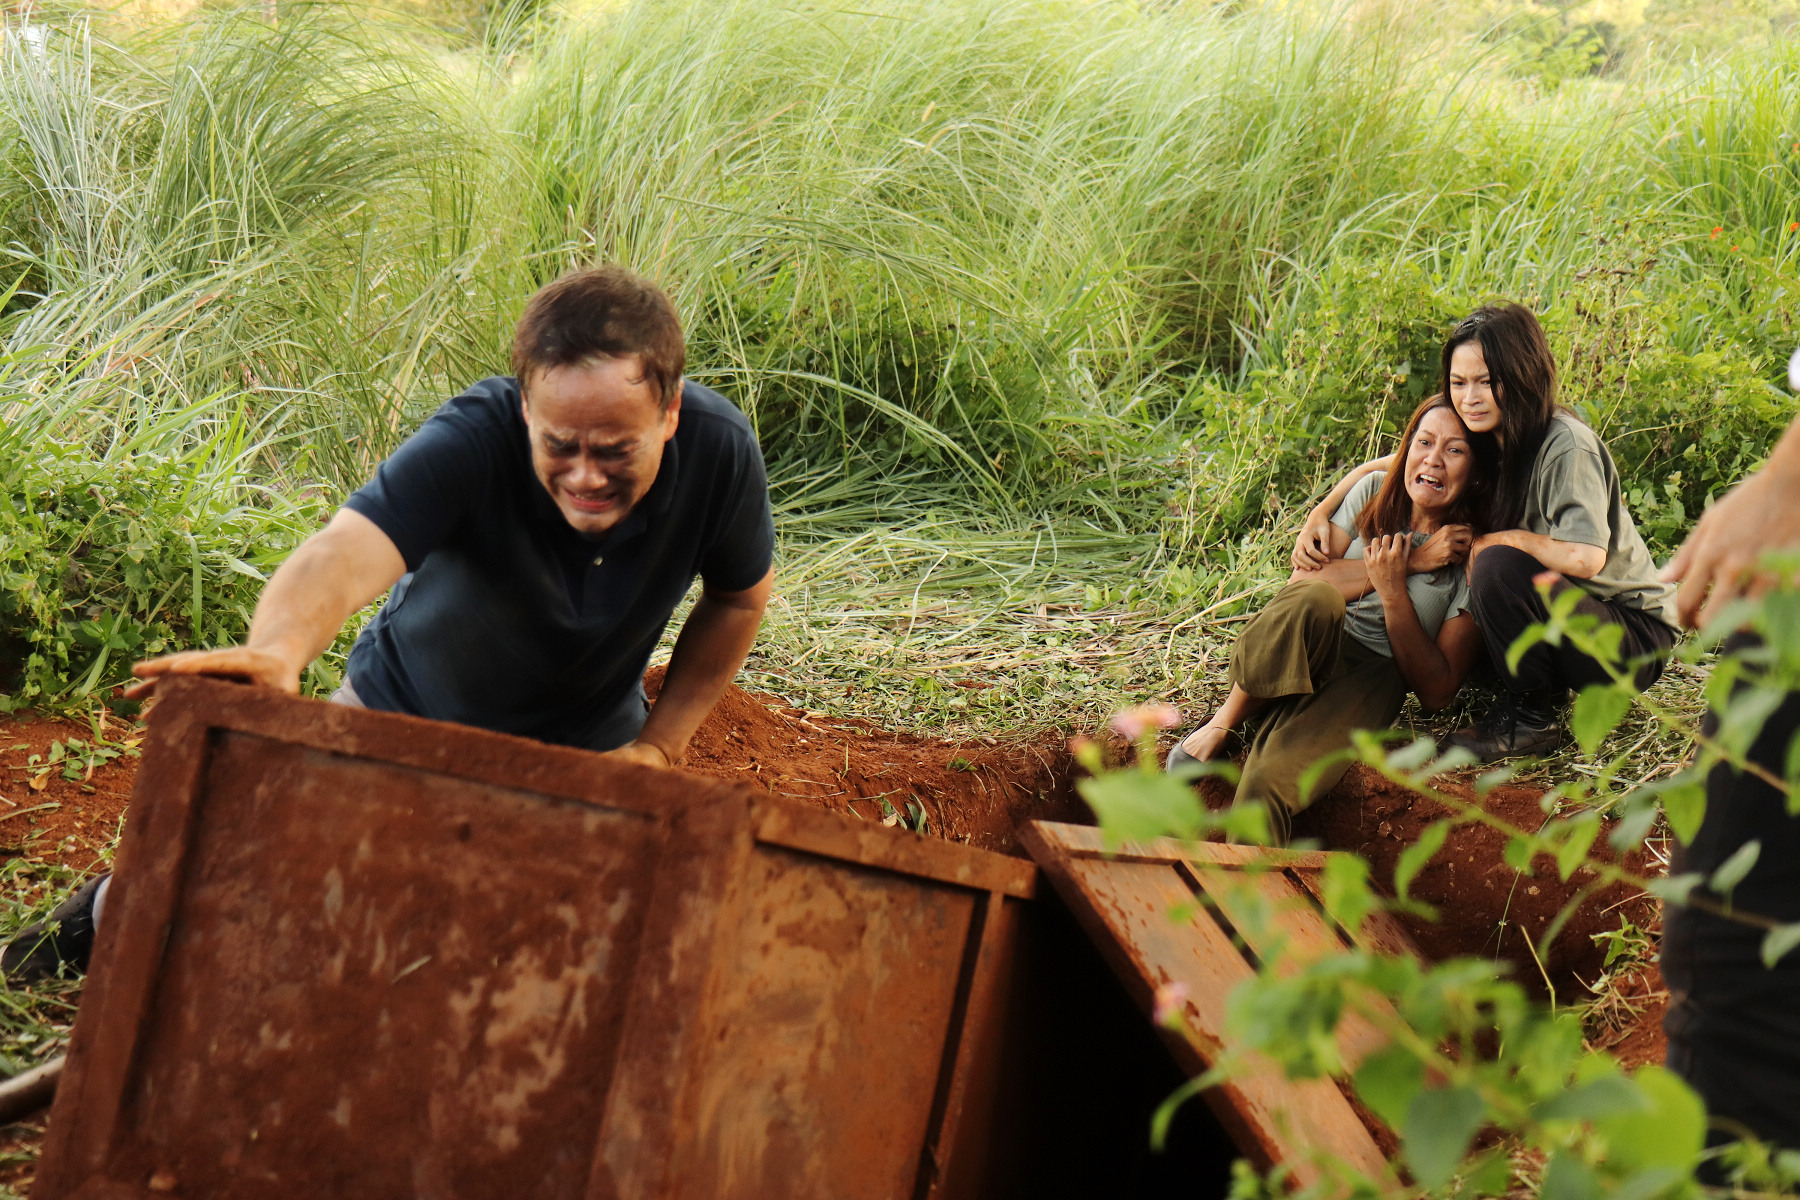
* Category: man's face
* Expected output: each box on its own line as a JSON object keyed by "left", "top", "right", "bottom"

{"left": 521, "top": 355, "right": 680, "bottom": 539}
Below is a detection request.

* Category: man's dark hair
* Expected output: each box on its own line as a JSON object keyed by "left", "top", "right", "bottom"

{"left": 511, "top": 266, "right": 685, "bottom": 408}
{"left": 1438, "top": 303, "right": 1558, "bottom": 529}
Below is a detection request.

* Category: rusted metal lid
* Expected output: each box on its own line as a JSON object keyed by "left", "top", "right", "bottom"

{"left": 1019, "top": 821, "right": 1416, "bottom": 1187}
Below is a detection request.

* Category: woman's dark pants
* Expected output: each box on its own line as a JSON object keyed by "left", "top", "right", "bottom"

{"left": 1466, "top": 544, "right": 1675, "bottom": 697}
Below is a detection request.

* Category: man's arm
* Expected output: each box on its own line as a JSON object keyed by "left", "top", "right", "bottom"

{"left": 613, "top": 566, "right": 774, "bottom": 768}
{"left": 1662, "top": 416, "right": 1800, "bottom": 628}
{"left": 127, "top": 508, "right": 406, "bottom": 697}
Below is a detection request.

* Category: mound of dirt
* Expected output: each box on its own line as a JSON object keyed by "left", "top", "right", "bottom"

{"left": 649, "top": 669, "right": 1086, "bottom": 852}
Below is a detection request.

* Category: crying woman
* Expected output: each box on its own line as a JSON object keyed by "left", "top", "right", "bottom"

{"left": 1165, "top": 395, "right": 1496, "bottom": 844}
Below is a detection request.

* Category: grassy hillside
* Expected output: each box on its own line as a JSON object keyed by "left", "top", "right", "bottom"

{"left": 0, "top": 0, "right": 1792, "bottom": 737}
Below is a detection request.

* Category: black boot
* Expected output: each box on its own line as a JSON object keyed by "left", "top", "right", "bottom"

{"left": 1, "top": 873, "right": 107, "bottom": 984}
{"left": 1446, "top": 690, "right": 1567, "bottom": 763}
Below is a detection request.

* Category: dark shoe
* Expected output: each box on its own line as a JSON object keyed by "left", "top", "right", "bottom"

{"left": 1166, "top": 741, "right": 1199, "bottom": 775}
{"left": 1446, "top": 691, "right": 1567, "bottom": 763}
{"left": 2, "top": 874, "right": 107, "bottom": 983}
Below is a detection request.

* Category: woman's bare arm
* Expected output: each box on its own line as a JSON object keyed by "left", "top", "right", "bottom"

{"left": 1469, "top": 530, "right": 1606, "bottom": 579}
{"left": 1293, "top": 455, "right": 1395, "bottom": 569}
{"left": 1365, "top": 534, "right": 1482, "bottom": 711}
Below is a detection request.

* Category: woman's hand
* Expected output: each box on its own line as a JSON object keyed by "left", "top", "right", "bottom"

{"left": 1409, "top": 524, "right": 1471, "bottom": 573}
{"left": 1365, "top": 533, "right": 1411, "bottom": 600}
{"left": 1292, "top": 509, "right": 1335, "bottom": 570}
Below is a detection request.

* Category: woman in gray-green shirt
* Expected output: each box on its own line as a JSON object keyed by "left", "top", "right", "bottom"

{"left": 1168, "top": 396, "right": 1490, "bottom": 843}
{"left": 1295, "top": 304, "right": 1679, "bottom": 762}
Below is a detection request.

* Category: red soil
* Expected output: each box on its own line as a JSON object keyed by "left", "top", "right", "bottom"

{"left": 0, "top": 711, "right": 138, "bottom": 881}
{"left": 648, "top": 669, "right": 1087, "bottom": 852}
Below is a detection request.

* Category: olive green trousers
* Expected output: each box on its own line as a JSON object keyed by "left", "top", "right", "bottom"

{"left": 1229, "top": 579, "right": 1409, "bottom": 844}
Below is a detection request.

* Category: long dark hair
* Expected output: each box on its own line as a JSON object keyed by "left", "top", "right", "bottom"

{"left": 1439, "top": 303, "right": 1558, "bottom": 529}
{"left": 1357, "top": 394, "right": 1492, "bottom": 541}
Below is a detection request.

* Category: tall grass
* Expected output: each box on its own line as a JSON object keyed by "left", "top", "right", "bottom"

{"left": 0, "top": 0, "right": 1791, "bottom": 710}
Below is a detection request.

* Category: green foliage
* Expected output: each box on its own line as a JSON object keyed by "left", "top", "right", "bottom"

{"left": 1074, "top": 573, "right": 1800, "bottom": 1197}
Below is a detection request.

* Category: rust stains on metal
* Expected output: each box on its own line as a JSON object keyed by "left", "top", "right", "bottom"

{"left": 35, "top": 678, "right": 754, "bottom": 1200}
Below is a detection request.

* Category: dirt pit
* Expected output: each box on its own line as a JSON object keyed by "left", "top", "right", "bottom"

{"left": 648, "top": 668, "right": 1088, "bottom": 852}
{"left": 0, "top": 680, "right": 1673, "bottom": 1191}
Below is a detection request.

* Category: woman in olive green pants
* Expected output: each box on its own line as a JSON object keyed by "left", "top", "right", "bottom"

{"left": 1168, "top": 395, "right": 1491, "bottom": 843}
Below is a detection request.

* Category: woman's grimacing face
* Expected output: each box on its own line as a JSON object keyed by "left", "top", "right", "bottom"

{"left": 1448, "top": 340, "right": 1501, "bottom": 435}
{"left": 1403, "top": 406, "right": 1474, "bottom": 516}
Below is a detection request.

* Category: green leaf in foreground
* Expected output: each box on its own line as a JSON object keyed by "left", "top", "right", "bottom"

{"left": 1645, "top": 873, "right": 1704, "bottom": 904}
{"left": 1531, "top": 1073, "right": 1647, "bottom": 1122}
{"left": 1351, "top": 1044, "right": 1422, "bottom": 1130}
{"left": 1540, "top": 1150, "right": 1600, "bottom": 1200}
{"left": 1079, "top": 772, "right": 1203, "bottom": 845}
{"left": 1320, "top": 853, "right": 1375, "bottom": 937}
{"left": 1394, "top": 820, "right": 1449, "bottom": 901}
{"left": 1761, "top": 922, "right": 1800, "bottom": 968}
{"left": 1572, "top": 682, "right": 1633, "bottom": 754}
{"left": 1504, "top": 833, "right": 1536, "bottom": 874}
{"left": 1555, "top": 814, "right": 1601, "bottom": 882}
{"left": 1594, "top": 1067, "right": 1706, "bottom": 1171}
{"left": 1403, "top": 1084, "right": 1485, "bottom": 1191}
{"left": 1708, "top": 838, "right": 1761, "bottom": 898}
{"left": 1659, "top": 780, "right": 1707, "bottom": 845}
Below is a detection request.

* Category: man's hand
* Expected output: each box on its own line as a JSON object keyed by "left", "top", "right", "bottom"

{"left": 1365, "top": 533, "right": 1410, "bottom": 601}
{"left": 1662, "top": 458, "right": 1800, "bottom": 629}
{"left": 1410, "top": 525, "right": 1471, "bottom": 573}
{"left": 127, "top": 508, "right": 405, "bottom": 700}
{"left": 604, "top": 740, "right": 673, "bottom": 770}
{"left": 1292, "top": 510, "right": 1334, "bottom": 571}
{"left": 126, "top": 647, "right": 302, "bottom": 700}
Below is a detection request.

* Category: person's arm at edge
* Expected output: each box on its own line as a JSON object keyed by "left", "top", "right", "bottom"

{"left": 1366, "top": 534, "right": 1482, "bottom": 711}
{"left": 1293, "top": 455, "right": 1394, "bottom": 569}
{"left": 127, "top": 508, "right": 407, "bottom": 697}
{"left": 613, "top": 566, "right": 774, "bottom": 769}
{"left": 1662, "top": 414, "right": 1800, "bottom": 629}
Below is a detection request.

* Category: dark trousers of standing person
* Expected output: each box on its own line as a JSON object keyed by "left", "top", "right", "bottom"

{"left": 1663, "top": 637, "right": 1800, "bottom": 1166}
{"left": 1467, "top": 544, "right": 1676, "bottom": 697}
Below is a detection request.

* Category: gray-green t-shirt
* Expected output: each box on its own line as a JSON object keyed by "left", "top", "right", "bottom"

{"left": 1329, "top": 472, "right": 1472, "bottom": 658}
{"left": 1521, "top": 414, "right": 1677, "bottom": 627}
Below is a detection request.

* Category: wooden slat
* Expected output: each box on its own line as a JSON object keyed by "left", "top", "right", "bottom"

{"left": 751, "top": 798, "right": 1036, "bottom": 898}
{"left": 1021, "top": 823, "right": 1388, "bottom": 1186}
{"left": 1183, "top": 865, "right": 1392, "bottom": 1070}
{"left": 1027, "top": 823, "right": 1330, "bottom": 871}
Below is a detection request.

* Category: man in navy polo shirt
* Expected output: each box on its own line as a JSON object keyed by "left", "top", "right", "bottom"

{"left": 131, "top": 262, "right": 773, "bottom": 760}
{"left": 1, "top": 266, "right": 773, "bottom": 979}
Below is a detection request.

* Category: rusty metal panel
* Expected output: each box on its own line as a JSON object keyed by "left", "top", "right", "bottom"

{"left": 1019, "top": 821, "right": 1400, "bottom": 1187}
{"left": 601, "top": 796, "right": 1034, "bottom": 1200}
{"left": 36, "top": 677, "right": 753, "bottom": 1200}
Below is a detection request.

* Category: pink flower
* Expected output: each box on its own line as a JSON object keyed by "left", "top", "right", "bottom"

{"left": 1153, "top": 980, "right": 1190, "bottom": 1027}
{"left": 1532, "top": 570, "right": 1561, "bottom": 589}
{"left": 1111, "top": 702, "right": 1182, "bottom": 741}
